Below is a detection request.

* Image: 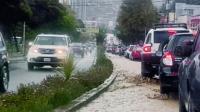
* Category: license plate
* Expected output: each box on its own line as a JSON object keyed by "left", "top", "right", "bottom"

{"left": 44, "top": 58, "right": 51, "bottom": 62}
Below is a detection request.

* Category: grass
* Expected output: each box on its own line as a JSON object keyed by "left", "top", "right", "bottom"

{"left": 0, "top": 45, "right": 113, "bottom": 112}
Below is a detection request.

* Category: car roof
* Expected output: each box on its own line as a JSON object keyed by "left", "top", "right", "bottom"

{"left": 153, "top": 28, "right": 188, "bottom": 31}
{"left": 37, "top": 34, "right": 69, "bottom": 37}
{"left": 174, "top": 33, "right": 193, "bottom": 36}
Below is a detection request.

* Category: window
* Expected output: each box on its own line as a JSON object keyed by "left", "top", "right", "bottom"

{"left": 146, "top": 33, "right": 151, "bottom": 44}
{"left": 35, "top": 36, "right": 67, "bottom": 45}
{"left": 154, "top": 31, "right": 169, "bottom": 43}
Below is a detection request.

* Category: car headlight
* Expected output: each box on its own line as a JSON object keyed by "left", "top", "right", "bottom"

{"left": 58, "top": 50, "right": 64, "bottom": 54}
{"left": 57, "top": 49, "right": 66, "bottom": 54}
{"left": 33, "top": 49, "right": 38, "bottom": 53}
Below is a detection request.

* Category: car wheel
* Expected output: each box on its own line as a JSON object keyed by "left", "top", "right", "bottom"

{"left": 0, "top": 65, "right": 9, "bottom": 92}
{"left": 141, "top": 62, "right": 154, "bottom": 78}
{"left": 160, "top": 84, "right": 169, "bottom": 94}
{"left": 179, "top": 89, "right": 187, "bottom": 112}
{"left": 28, "top": 63, "right": 34, "bottom": 70}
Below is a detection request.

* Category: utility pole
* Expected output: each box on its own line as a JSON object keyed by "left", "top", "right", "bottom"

{"left": 166, "top": 0, "right": 170, "bottom": 23}
{"left": 22, "top": 22, "right": 26, "bottom": 56}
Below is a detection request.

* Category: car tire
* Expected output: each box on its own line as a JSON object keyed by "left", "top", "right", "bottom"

{"left": 160, "top": 84, "right": 169, "bottom": 94}
{"left": 28, "top": 63, "right": 34, "bottom": 70}
{"left": 141, "top": 62, "right": 154, "bottom": 78}
{"left": 0, "top": 65, "right": 9, "bottom": 93}
{"left": 179, "top": 89, "right": 187, "bottom": 112}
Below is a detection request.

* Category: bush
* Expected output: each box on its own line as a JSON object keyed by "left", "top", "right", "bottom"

{"left": 63, "top": 55, "right": 74, "bottom": 80}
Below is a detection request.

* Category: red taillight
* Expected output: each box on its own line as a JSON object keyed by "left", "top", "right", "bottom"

{"left": 143, "top": 46, "right": 151, "bottom": 52}
{"left": 168, "top": 29, "right": 176, "bottom": 36}
{"left": 162, "top": 52, "right": 174, "bottom": 66}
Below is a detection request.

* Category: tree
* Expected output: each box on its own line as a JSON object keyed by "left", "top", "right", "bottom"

{"left": 116, "top": 0, "right": 159, "bottom": 44}
{"left": 96, "top": 28, "right": 106, "bottom": 45}
{"left": 0, "top": 0, "right": 32, "bottom": 52}
{"left": 26, "top": 0, "right": 77, "bottom": 40}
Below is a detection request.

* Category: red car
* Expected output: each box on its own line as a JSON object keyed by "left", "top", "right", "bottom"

{"left": 130, "top": 46, "right": 142, "bottom": 60}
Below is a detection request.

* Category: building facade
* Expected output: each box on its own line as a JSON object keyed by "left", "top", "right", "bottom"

{"left": 175, "top": 3, "right": 200, "bottom": 31}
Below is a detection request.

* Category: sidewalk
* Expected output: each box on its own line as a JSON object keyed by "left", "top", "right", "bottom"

{"left": 9, "top": 52, "right": 26, "bottom": 62}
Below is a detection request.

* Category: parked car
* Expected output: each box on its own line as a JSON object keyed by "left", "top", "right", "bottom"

{"left": 27, "top": 34, "right": 71, "bottom": 70}
{"left": 130, "top": 45, "right": 142, "bottom": 60}
{"left": 119, "top": 45, "right": 127, "bottom": 56}
{"left": 106, "top": 45, "right": 112, "bottom": 52}
{"left": 178, "top": 30, "right": 200, "bottom": 112}
{"left": 111, "top": 45, "right": 118, "bottom": 54}
{"left": 115, "top": 45, "right": 122, "bottom": 54}
{"left": 124, "top": 45, "right": 135, "bottom": 58}
{"left": 141, "top": 23, "right": 190, "bottom": 78}
{"left": 71, "top": 43, "right": 85, "bottom": 57}
{"left": 159, "top": 33, "right": 194, "bottom": 94}
{"left": 0, "top": 32, "right": 9, "bottom": 92}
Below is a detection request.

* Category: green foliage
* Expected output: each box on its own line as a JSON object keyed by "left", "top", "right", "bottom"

{"left": 0, "top": 46, "right": 113, "bottom": 112}
{"left": 63, "top": 55, "right": 74, "bottom": 80}
{"left": 116, "top": 0, "right": 159, "bottom": 44}
{"left": 77, "top": 19, "right": 85, "bottom": 28}
{"left": 96, "top": 28, "right": 107, "bottom": 45}
{"left": 0, "top": 0, "right": 32, "bottom": 26}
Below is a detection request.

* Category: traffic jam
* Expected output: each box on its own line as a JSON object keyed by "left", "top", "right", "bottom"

{"left": 106, "top": 23, "right": 200, "bottom": 112}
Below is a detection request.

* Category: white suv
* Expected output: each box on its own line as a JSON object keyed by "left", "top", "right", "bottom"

{"left": 141, "top": 23, "right": 190, "bottom": 78}
{"left": 27, "top": 34, "right": 71, "bottom": 70}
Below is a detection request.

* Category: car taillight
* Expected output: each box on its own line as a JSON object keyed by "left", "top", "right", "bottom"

{"left": 143, "top": 46, "right": 151, "bottom": 52}
{"left": 168, "top": 29, "right": 176, "bottom": 36}
{"left": 162, "top": 52, "right": 174, "bottom": 66}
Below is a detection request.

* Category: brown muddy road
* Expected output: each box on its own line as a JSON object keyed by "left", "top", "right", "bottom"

{"left": 77, "top": 53, "right": 179, "bottom": 112}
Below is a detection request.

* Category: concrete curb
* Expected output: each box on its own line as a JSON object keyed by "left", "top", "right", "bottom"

{"left": 54, "top": 71, "right": 117, "bottom": 112}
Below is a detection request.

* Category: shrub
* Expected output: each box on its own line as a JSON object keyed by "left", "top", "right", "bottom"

{"left": 63, "top": 55, "right": 74, "bottom": 80}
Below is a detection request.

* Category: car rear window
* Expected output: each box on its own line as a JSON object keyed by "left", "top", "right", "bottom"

{"left": 154, "top": 30, "right": 189, "bottom": 43}
{"left": 167, "top": 34, "right": 194, "bottom": 52}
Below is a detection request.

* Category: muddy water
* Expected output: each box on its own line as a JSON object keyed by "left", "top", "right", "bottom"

{"left": 77, "top": 54, "right": 179, "bottom": 112}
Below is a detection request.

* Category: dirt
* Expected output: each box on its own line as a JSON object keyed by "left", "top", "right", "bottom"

{"left": 77, "top": 54, "right": 179, "bottom": 112}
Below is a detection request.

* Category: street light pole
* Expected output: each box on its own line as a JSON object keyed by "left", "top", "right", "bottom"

{"left": 22, "top": 22, "right": 26, "bottom": 56}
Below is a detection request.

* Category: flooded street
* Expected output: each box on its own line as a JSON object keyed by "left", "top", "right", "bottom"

{"left": 78, "top": 54, "right": 178, "bottom": 112}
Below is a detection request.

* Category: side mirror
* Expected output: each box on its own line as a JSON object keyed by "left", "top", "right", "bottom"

{"left": 28, "top": 42, "right": 33, "bottom": 46}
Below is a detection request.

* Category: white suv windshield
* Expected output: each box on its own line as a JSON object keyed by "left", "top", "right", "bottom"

{"left": 35, "top": 36, "right": 66, "bottom": 45}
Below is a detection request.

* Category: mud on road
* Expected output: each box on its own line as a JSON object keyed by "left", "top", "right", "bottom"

{"left": 78, "top": 54, "right": 179, "bottom": 112}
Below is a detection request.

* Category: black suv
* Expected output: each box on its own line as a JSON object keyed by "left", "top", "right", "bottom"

{"left": 159, "top": 33, "right": 194, "bottom": 94}
{"left": 0, "top": 32, "right": 9, "bottom": 92}
{"left": 141, "top": 23, "right": 190, "bottom": 78}
{"left": 178, "top": 30, "right": 200, "bottom": 112}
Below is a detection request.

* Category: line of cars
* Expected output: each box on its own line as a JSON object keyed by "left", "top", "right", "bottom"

{"left": 141, "top": 23, "right": 200, "bottom": 112}
{"left": 106, "top": 44, "right": 143, "bottom": 61}
{"left": 107, "top": 23, "right": 200, "bottom": 112}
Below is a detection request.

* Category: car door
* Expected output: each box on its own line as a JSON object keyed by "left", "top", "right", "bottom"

{"left": 181, "top": 33, "right": 200, "bottom": 103}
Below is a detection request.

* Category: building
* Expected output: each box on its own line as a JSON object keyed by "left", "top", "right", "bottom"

{"left": 175, "top": 3, "right": 200, "bottom": 31}
{"left": 176, "top": 3, "right": 200, "bottom": 18}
